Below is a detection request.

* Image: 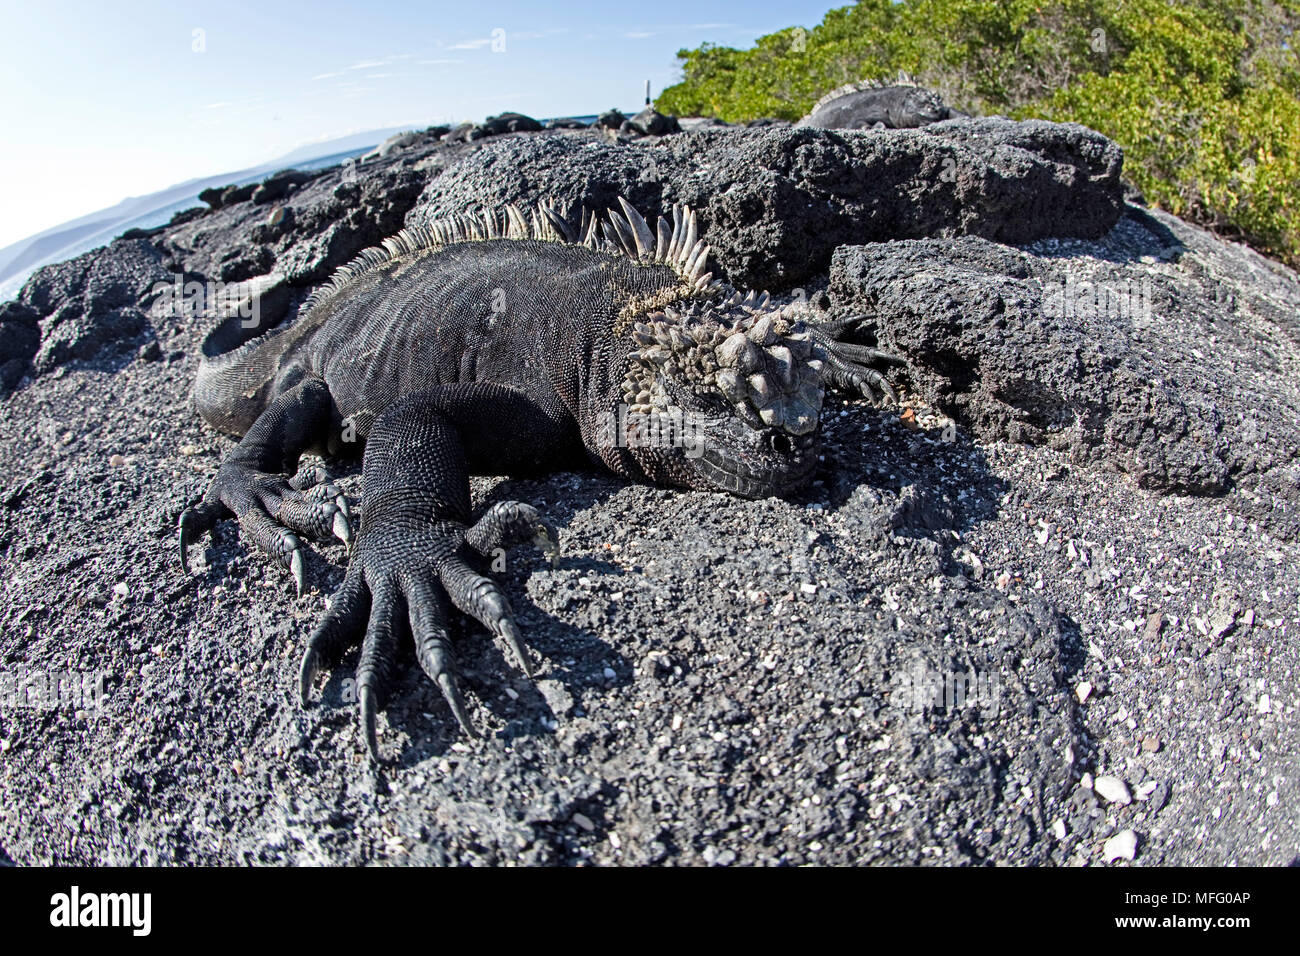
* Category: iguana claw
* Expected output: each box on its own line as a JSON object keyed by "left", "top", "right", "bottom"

{"left": 332, "top": 511, "right": 353, "bottom": 548}
{"left": 290, "top": 541, "right": 305, "bottom": 597}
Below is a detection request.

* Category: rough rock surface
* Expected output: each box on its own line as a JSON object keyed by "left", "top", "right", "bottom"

{"left": 596, "top": 109, "right": 627, "bottom": 130}
{"left": 0, "top": 117, "right": 1297, "bottom": 867}
{"left": 16, "top": 239, "right": 171, "bottom": 375}
{"left": 626, "top": 107, "right": 681, "bottom": 136}
{"left": 830, "top": 210, "right": 1300, "bottom": 524}
{"left": 413, "top": 119, "right": 1123, "bottom": 290}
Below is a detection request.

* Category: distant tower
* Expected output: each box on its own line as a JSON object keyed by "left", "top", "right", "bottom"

{"left": 645, "top": 80, "right": 651, "bottom": 106}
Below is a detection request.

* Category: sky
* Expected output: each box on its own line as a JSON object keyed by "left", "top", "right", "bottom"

{"left": 0, "top": 0, "right": 840, "bottom": 249}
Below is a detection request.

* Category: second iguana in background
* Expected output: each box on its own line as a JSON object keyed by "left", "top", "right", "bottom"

{"left": 179, "top": 198, "right": 901, "bottom": 761}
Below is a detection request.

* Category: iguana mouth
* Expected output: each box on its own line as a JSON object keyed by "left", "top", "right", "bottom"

{"left": 692, "top": 429, "right": 819, "bottom": 498}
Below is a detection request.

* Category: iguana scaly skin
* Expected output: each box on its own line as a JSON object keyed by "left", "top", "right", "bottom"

{"left": 799, "top": 75, "right": 968, "bottom": 130}
{"left": 179, "top": 198, "right": 901, "bottom": 760}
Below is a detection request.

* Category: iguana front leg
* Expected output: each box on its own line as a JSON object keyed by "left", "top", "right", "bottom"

{"left": 178, "top": 378, "right": 351, "bottom": 593}
{"left": 297, "top": 384, "right": 560, "bottom": 762}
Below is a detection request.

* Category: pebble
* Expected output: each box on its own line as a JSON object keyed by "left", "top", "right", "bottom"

{"left": 1076, "top": 681, "right": 1092, "bottom": 703}
{"left": 1052, "top": 819, "right": 1067, "bottom": 840}
{"left": 1095, "top": 775, "right": 1132, "bottom": 805}
{"left": 571, "top": 812, "right": 595, "bottom": 832}
{"left": 1103, "top": 829, "right": 1138, "bottom": 862}
{"left": 108, "top": 454, "right": 126, "bottom": 467}
{"left": 112, "top": 582, "right": 129, "bottom": 597}
{"left": 1134, "top": 781, "right": 1159, "bottom": 801}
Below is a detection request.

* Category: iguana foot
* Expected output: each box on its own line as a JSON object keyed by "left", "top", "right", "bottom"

{"left": 178, "top": 462, "right": 351, "bottom": 593}
{"left": 809, "top": 315, "right": 905, "bottom": 404}
{"left": 298, "top": 500, "right": 557, "bottom": 761}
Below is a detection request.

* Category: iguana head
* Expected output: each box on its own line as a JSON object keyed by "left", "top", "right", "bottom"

{"left": 608, "top": 292, "right": 825, "bottom": 499}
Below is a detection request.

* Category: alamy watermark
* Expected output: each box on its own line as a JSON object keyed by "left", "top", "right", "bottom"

{"left": 150, "top": 273, "right": 262, "bottom": 328}
{"left": 595, "top": 404, "right": 706, "bottom": 458}
{"left": 1042, "top": 272, "right": 1153, "bottom": 324}
{"left": 0, "top": 667, "right": 107, "bottom": 712}
{"left": 891, "top": 660, "right": 1001, "bottom": 715}
{"left": 50, "top": 886, "right": 151, "bottom": 936}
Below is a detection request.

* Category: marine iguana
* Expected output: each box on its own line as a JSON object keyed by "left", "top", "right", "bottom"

{"left": 798, "top": 77, "right": 967, "bottom": 130}
{"left": 179, "top": 198, "right": 901, "bottom": 761}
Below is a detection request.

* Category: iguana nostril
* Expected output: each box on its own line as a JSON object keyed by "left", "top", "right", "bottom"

{"left": 770, "top": 433, "right": 792, "bottom": 454}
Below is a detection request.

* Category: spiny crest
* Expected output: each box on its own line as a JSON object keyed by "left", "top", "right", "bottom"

{"left": 620, "top": 293, "right": 825, "bottom": 436}
{"left": 806, "top": 70, "right": 929, "bottom": 116}
{"left": 300, "top": 197, "right": 720, "bottom": 316}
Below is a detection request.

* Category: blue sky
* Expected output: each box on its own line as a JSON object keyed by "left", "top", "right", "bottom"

{"left": 0, "top": 0, "right": 839, "bottom": 248}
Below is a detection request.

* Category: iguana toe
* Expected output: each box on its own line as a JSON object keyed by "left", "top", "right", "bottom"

{"left": 809, "top": 315, "right": 904, "bottom": 405}
{"left": 299, "top": 571, "right": 370, "bottom": 705}
{"left": 288, "top": 465, "right": 329, "bottom": 491}
{"left": 464, "top": 500, "right": 559, "bottom": 567}
{"left": 177, "top": 500, "right": 228, "bottom": 574}
{"left": 356, "top": 581, "right": 401, "bottom": 761}
{"left": 407, "top": 586, "right": 480, "bottom": 738}
{"left": 438, "top": 555, "right": 534, "bottom": 678}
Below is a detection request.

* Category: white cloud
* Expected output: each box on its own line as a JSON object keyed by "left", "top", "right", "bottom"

{"left": 311, "top": 71, "right": 342, "bottom": 80}
{"left": 203, "top": 101, "right": 233, "bottom": 109}
{"left": 448, "top": 37, "right": 492, "bottom": 50}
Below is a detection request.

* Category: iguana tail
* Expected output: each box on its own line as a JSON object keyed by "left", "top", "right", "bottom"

{"left": 195, "top": 303, "right": 323, "bottom": 438}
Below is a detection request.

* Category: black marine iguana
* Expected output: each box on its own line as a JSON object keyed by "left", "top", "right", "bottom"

{"left": 798, "top": 78, "right": 967, "bottom": 130}
{"left": 179, "top": 198, "right": 901, "bottom": 760}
